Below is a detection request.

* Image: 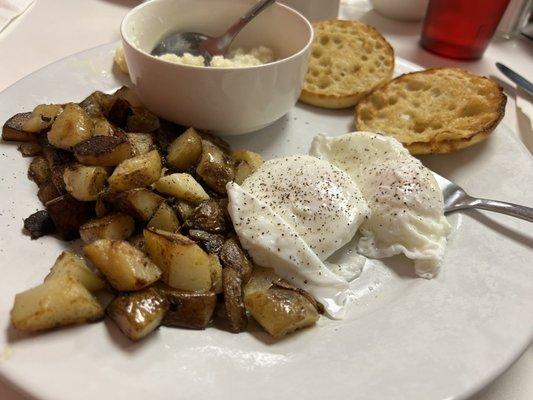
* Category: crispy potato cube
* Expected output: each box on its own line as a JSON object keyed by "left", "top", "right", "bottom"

{"left": 91, "top": 116, "right": 115, "bottom": 136}
{"left": 37, "top": 181, "right": 61, "bottom": 204}
{"left": 188, "top": 230, "right": 225, "bottom": 254}
{"left": 74, "top": 135, "right": 133, "bottom": 167}
{"left": 245, "top": 288, "right": 319, "bottom": 338}
{"left": 232, "top": 149, "right": 264, "bottom": 170}
{"left": 107, "top": 188, "right": 164, "bottom": 220}
{"left": 144, "top": 228, "right": 212, "bottom": 291}
{"left": 42, "top": 144, "right": 74, "bottom": 167}
{"left": 185, "top": 199, "right": 228, "bottom": 233}
{"left": 10, "top": 277, "right": 104, "bottom": 332}
{"left": 196, "top": 140, "right": 235, "bottom": 194}
{"left": 113, "top": 86, "right": 143, "bottom": 108}
{"left": 46, "top": 195, "right": 94, "bottom": 240}
{"left": 234, "top": 161, "right": 254, "bottom": 185}
{"left": 128, "top": 234, "right": 146, "bottom": 252}
{"left": 219, "top": 238, "right": 253, "bottom": 283}
{"left": 208, "top": 254, "right": 223, "bottom": 294}
{"left": 45, "top": 251, "right": 105, "bottom": 291}
{"left": 125, "top": 107, "right": 160, "bottom": 132}
{"left": 28, "top": 155, "right": 51, "bottom": 187}
{"left": 79, "top": 212, "right": 135, "bottom": 243}
{"left": 222, "top": 268, "right": 247, "bottom": 333}
{"left": 166, "top": 127, "right": 202, "bottom": 170}
{"left": 232, "top": 150, "right": 264, "bottom": 184}
{"left": 84, "top": 239, "right": 162, "bottom": 291}
{"left": 47, "top": 103, "right": 93, "bottom": 150}
{"left": 147, "top": 202, "right": 180, "bottom": 232}
{"left": 157, "top": 284, "right": 216, "bottom": 329}
{"left": 108, "top": 149, "right": 161, "bottom": 192}
{"left": 22, "top": 104, "right": 63, "bottom": 133}
{"left": 18, "top": 141, "right": 42, "bottom": 157}
{"left": 154, "top": 173, "right": 209, "bottom": 205}
{"left": 106, "top": 287, "right": 168, "bottom": 341}
{"left": 2, "top": 112, "right": 35, "bottom": 142}
{"left": 79, "top": 90, "right": 114, "bottom": 117}
{"left": 63, "top": 164, "right": 108, "bottom": 201}
{"left": 95, "top": 195, "right": 111, "bottom": 217}
{"left": 244, "top": 267, "right": 282, "bottom": 298}
{"left": 127, "top": 133, "right": 155, "bottom": 156}
{"left": 173, "top": 200, "right": 195, "bottom": 221}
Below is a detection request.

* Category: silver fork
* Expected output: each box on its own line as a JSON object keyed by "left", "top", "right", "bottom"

{"left": 432, "top": 172, "right": 533, "bottom": 222}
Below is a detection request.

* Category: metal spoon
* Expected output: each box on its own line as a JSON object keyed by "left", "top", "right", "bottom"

{"left": 432, "top": 172, "right": 533, "bottom": 222}
{"left": 151, "top": 0, "right": 277, "bottom": 65}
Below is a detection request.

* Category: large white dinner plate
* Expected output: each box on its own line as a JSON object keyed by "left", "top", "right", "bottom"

{"left": 0, "top": 42, "right": 532, "bottom": 400}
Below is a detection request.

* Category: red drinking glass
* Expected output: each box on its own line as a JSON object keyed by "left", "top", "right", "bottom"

{"left": 420, "top": 0, "right": 511, "bottom": 60}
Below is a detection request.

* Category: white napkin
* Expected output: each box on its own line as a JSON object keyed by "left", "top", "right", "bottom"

{"left": 516, "top": 88, "right": 533, "bottom": 130}
{"left": 0, "top": 0, "right": 34, "bottom": 33}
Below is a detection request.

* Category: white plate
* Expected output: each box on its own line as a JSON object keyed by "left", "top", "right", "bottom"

{"left": 0, "top": 42, "right": 532, "bottom": 400}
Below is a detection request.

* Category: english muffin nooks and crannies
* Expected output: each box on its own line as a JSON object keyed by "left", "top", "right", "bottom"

{"left": 299, "top": 20, "right": 394, "bottom": 109}
{"left": 355, "top": 68, "right": 506, "bottom": 154}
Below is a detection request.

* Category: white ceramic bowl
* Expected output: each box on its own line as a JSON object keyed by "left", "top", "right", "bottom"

{"left": 280, "top": 0, "right": 340, "bottom": 22}
{"left": 121, "top": 0, "right": 313, "bottom": 135}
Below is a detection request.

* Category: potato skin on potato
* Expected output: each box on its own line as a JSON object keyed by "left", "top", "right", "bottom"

{"left": 45, "top": 195, "right": 94, "bottom": 240}
{"left": 185, "top": 199, "right": 228, "bottom": 233}
{"left": 157, "top": 284, "right": 217, "bottom": 329}
{"left": 107, "top": 287, "right": 169, "bottom": 341}
{"left": 2, "top": 112, "right": 35, "bottom": 142}
{"left": 219, "top": 238, "right": 253, "bottom": 284}
{"left": 222, "top": 268, "right": 247, "bottom": 333}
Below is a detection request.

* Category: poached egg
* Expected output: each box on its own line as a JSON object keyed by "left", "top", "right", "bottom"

{"left": 311, "top": 132, "right": 451, "bottom": 278}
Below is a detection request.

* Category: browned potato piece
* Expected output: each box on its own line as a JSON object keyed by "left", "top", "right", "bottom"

{"left": 23, "top": 210, "right": 55, "bottom": 239}
{"left": 79, "top": 90, "right": 114, "bottom": 117}
{"left": 84, "top": 239, "right": 162, "bottom": 291}
{"left": 95, "top": 195, "right": 111, "bottom": 217}
{"left": 126, "top": 107, "right": 160, "bottom": 132}
{"left": 73, "top": 135, "right": 133, "bottom": 167}
{"left": 38, "top": 181, "right": 61, "bottom": 204}
{"left": 18, "top": 141, "right": 42, "bottom": 157}
{"left": 46, "top": 195, "right": 93, "bottom": 240}
{"left": 147, "top": 202, "right": 180, "bottom": 232}
{"left": 219, "top": 237, "right": 253, "bottom": 283}
{"left": 127, "top": 133, "right": 155, "bottom": 156}
{"left": 245, "top": 288, "right": 319, "bottom": 338}
{"left": 107, "top": 188, "right": 164, "bottom": 221}
{"left": 47, "top": 103, "right": 93, "bottom": 150}
{"left": 196, "top": 140, "right": 235, "bottom": 194}
{"left": 2, "top": 112, "right": 35, "bottom": 142}
{"left": 233, "top": 150, "right": 264, "bottom": 184}
{"left": 79, "top": 212, "right": 135, "bottom": 243}
{"left": 10, "top": 276, "right": 104, "bottom": 332}
{"left": 244, "top": 267, "right": 282, "bottom": 298}
{"left": 22, "top": 104, "right": 63, "bottom": 133}
{"left": 42, "top": 144, "right": 74, "bottom": 167}
{"left": 222, "top": 268, "right": 247, "bottom": 333}
{"left": 45, "top": 251, "right": 105, "bottom": 292}
{"left": 128, "top": 234, "right": 146, "bottom": 252}
{"left": 63, "top": 164, "right": 108, "bottom": 201}
{"left": 107, "top": 98, "right": 131, "bottom": 128}
{"left": 154, "top": 173, "right": 209, "bottom": 204}
{"left": 208, "top": 254, "right": 223, "bottom": 294}
{"left": 157, "top": 284, "right": 216, "bottom": 329}
{"left": 108, "top": 149, "right": 162, "bottom": 192}
{"left": 166, "top": 128, "right": 202, "bottom": 170}
{"left": 173, "top": 200, "right": 195, "bottom": 221}
{"left": 107, "top": 287, "right": 168, "bottom": 341}
{"left": 113, "top": 86, "right": 143, "bottom": 108}
{"left": 185, "top": 199, "right": 229, "bottom": 233}
{"left": 91, "top": 116, "right": 115, "bottom": 136}
{"left": 143, "top": 228, "right": 212, "bottom": 291}
{"left": 28, "top": 155, "right": 51, "bottom": 187}
{"left": 188, "top": 230, "right": 225, "bottom": 254}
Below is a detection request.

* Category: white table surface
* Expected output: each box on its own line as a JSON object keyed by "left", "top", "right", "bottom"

{"left": 0, "top": 0, "right": 531, "bottom": 399}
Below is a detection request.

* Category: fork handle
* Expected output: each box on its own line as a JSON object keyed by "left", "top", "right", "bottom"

{"left": 469, "top": 198, "right": 533, "bottom": 222}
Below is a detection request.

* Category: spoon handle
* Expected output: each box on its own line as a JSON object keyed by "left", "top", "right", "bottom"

{"left": 218, "top": 0, "right": 277, "bottom": 50}
{"left": 468, "top": 198, "right": 533, "bottom": 222}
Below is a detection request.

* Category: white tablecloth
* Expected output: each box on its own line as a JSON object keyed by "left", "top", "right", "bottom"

{"left": 0, "top": 0, "right": 531, "bottom": 399}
